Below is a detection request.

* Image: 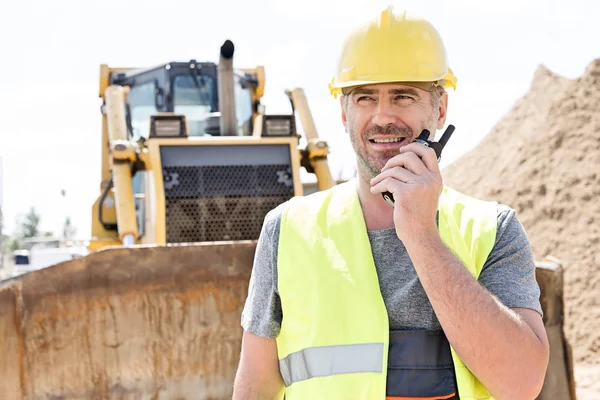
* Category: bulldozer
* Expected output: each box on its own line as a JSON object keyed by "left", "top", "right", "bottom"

{"left": 0, "top": 40, "right": 335, "bottom": 399}
{"left": 90, "top": 39, "right": 333, "bottom": 250}
{"left": 0, "top": 40, "right": 577, "bottom": 399}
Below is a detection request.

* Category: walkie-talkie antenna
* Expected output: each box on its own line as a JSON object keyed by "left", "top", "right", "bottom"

{"left": 438, "top": 124, "right": 455, "bottom": 149}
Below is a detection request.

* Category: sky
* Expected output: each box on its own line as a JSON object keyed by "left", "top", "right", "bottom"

{"left": 0, "top": 0, "right": 598, "bottom": 238}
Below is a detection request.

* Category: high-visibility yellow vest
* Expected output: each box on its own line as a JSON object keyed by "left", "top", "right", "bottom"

{"left": 276, "top": 181, "right": 497, "bottom": 399}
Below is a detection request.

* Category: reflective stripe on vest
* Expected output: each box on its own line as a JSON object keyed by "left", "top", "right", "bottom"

{"left": 279, "top": 343, "right": 384, "bottom": 386}
{"left": 276, "top": 181, "right": 497, "bottom": 399}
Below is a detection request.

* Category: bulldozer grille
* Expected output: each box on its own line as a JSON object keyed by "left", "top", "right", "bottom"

{"left": 160, "top": 144, "right": 295, "bottom": 243}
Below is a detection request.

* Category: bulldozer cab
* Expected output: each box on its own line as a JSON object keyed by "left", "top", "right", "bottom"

{"left": 112, "top": 61, "right": 256, "bottom": 140}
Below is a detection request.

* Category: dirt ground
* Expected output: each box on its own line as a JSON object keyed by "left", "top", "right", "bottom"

{"left": 575, "top": 363, "right": 600, "bottom": 399}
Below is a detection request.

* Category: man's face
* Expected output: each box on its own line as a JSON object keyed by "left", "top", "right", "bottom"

{"left": 341, "top": 83, "right": 448, "bottom": 180}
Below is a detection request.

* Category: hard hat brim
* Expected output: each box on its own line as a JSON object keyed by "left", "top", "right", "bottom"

{"left": 330, "top": 76, "right": 456, "bottom": 99}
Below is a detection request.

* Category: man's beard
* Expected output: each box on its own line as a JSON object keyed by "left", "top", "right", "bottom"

{"left": 350, "top": 124, "right": 414, "bottom": 180}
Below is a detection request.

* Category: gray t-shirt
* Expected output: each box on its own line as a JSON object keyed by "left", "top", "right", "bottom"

{"left": 241, "top": 200, "right": 543, "bottom": 338}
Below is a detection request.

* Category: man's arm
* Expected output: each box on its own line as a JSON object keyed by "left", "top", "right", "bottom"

{"left": 233, "top": 206, "right": 286, "bottom": 399}
{"left": 232, "top": 332, "right": 285, "bottom": 400}
{"left": 370, "top": 143, "right": 549, "bottom": 399}
{"left": 403, "top": 232, "right": 549, "bottom": 400}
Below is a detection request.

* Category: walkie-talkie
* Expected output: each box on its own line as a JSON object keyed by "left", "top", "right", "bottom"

{"left": 381, "top": 124, "right": 455, "bottom": 207}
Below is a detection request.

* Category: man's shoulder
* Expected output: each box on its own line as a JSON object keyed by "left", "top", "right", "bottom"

{"left": 262, "top": 184, "right": 346, "bottom": 237}
{"left": 442, "top": 185, "right": 517, "bottom": 216}
{"left": 495, "top": 203, "right": 515, "bottom": 220}
{"left": 494, "top": 203, "right": 524, "bottom": 241}
{"left": 281, "top": 183, "right": 345, "bottom": 213}
{"left": 262, "top": 202, "right": 287, "bottom": 238}
{"left": 442, "top": 185, "right": 497, "bottom": 206}
{"left": 263, "top": 187, "right": 327, "bottom": 224}
{"left": 441, "top": 186, "right": 523, "bottom": 238}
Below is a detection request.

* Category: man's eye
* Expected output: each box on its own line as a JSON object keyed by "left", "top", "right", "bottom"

{"left": 395, "top": 95, "right": 413, "bottom": 101}
{"left": 357, "top": 96, "right": 374, "bottom": 102}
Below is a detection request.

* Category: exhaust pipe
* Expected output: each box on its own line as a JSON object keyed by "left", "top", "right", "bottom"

{"left": 218, "top": 40, "right": 238, "bottom": 136}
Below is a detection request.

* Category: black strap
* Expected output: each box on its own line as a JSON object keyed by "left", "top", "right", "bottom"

{"left": 386, "top": 330, "right": 457, "bottom": 398}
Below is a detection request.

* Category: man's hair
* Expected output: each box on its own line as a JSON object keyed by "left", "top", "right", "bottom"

{"left": 430, "top": 85, "right": 446, "bottom": 108}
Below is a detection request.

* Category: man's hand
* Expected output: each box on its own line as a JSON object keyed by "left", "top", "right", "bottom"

{"left": 369, "top": 142, "right": 443, "bottom": 243}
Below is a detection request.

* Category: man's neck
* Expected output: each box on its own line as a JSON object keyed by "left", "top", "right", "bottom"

{"left": 355, "top": 174, "right": 396, "bottom": 231}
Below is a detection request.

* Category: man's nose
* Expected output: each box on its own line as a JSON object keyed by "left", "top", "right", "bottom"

{"left": 372, "top": 100, "right": 397, "bottom": 127}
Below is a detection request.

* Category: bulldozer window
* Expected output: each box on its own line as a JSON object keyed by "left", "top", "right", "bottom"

{"left": 128, "top": 81, "right": 158, "bottom": 140}
{"left": 174, "top": 74, "right": 216, "bottom": 136}
{"left": 234, "top": 74, "right": 254, "bottom": 136}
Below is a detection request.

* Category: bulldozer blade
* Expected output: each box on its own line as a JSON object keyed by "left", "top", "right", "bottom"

{"left": 0, "top": 241, "right": 257, "bottom": 400}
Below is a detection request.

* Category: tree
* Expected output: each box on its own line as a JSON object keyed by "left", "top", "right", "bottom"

{"left": 7, "top": 236, "right": 19, "bottom": 252}
{"left": 21, "top": 207, "right": 41, "bottom": 238}
{"left": 7, "top": 207, "right": 44, "bottom": 251}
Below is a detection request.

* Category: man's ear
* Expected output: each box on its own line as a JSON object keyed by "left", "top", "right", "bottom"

{"left": 436, "top": 91, "right": 448, "bottom": 130}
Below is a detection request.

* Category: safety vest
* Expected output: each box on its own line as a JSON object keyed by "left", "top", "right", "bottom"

{"left": 276, "top": 181, "right": 497, "bottom": 399}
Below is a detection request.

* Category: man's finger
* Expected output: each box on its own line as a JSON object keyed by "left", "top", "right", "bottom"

{"left": 369, "top": 176, "right": 408, "bottom": 196}
{"left": 371, "top": 166, "right": 418, "bottom": 187}
{"left": 382, "top": 152, "right": 428, "bottom": 176}
{"left": 399, "top": 143, "right": 440, "bottom": 173}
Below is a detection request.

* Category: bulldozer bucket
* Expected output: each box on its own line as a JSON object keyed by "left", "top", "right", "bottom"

{"left": 0, "top": 241, "right": 256, "bottom": 400}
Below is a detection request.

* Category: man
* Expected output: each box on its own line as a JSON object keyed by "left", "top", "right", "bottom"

{"left": 233, "top": 7, "right": 549, "bottom": 400}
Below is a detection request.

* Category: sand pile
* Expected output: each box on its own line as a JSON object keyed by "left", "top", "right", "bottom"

{"left": 443, "top": 60, "right": 600, "bottom": 363}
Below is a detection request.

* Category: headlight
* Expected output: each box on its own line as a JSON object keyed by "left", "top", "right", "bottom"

{"left": 262, "top": 115, "right": 296, "bottom": 137}
{"left": 150, "top": 114, "right": 188, "bottom": 138}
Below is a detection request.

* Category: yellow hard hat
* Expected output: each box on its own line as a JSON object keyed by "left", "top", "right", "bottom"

{"left": 329, "top": 6, "right": 457, "bottom": 98}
